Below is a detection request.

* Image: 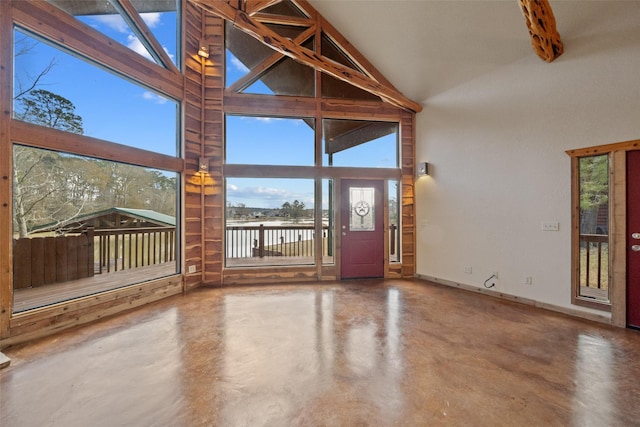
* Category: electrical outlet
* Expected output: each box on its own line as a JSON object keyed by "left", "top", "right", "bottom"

{"left": 493, "top": 271, "right": 499, "bottom": 279}
{"left": 188, "top": 265, "right": 196, "bottom": 274}
{"left": 524, "top": 276, "right": 533, "bottom": 285}
{"left": 464, "top": 266, "right": 472, "bottom": 274}
{"left": 542, "top": 221, "right": 559, "bottom": 231}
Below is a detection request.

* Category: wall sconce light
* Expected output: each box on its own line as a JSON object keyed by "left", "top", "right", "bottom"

{"left": 197, "top": 39, "right": 209, "bottom": 58}
{"left": 198, "top": 157, "right": 210, "bottom": 174}
{"left": 417, "top": 162, "right": 429, "bottom": 176}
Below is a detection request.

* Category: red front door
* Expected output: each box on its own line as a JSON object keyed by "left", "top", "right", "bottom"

{"left": 340, "top": 179, "right": 384, "bottom": 279}
{"left": 627, "top": 150, "right": 640, "bottom": 328}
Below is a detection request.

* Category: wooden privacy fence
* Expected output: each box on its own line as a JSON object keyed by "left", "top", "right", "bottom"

{"left": 13, "top": 229, "right": 94, "bottom": 289}
{"left": 13, "top": 226, "right": 176, "bottom": 289}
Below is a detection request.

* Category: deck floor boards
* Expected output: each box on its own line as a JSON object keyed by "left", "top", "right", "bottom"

{"left": 13, "top": 263, "right": 177, "bottom": 313}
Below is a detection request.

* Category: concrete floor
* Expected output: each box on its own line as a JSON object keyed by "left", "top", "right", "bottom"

{"left": 1, "top": 279, "right": 639, "bottom": 426}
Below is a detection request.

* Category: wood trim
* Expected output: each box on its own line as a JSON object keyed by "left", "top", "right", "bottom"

{"left": 383, "top": 179, "right": 391, "bottom": 278}
{"left": 518, "top": 0, "right": 563, "bottom": 63}
{"left": 400, "top": 111, "right": 416, "bottom": 278}
{"left": 245, "top": 0, "right": 283, "bottom": 16}
{"left": 566, "top": 139, "right": 640, "bottom": 157}
{"left": 570, "top": 154, "right": 612, "bottom": 312}
{"left": 252, "top": 13, "right": 314, "bottom": 27}
{"left": 570, "top": 155, "right": 580, "bottom": 307}
{"left": 611, "top": 150, "right": 627, "bottom": 327}
{"left": 13, "top": 1, "right": 183, "bottom": 100}
{"left": 113, "top": 0, "right": 181, "bottom": 74}
{"left": 189, "top": 0, "right": 422, "bottom": 112}
{"left": 0, "top": 0, "right": 13, "bottom": 339}
{"left": 202, "top": 11, "right": 224, "bottom": 286}
{"left": 224, "top": 93, "right": 403, "bottom": 121}
{"left": 416, "top": 274, "right": 612, "bottom": 325}
{"left": 1, "top": 275, "right": 183, "bottom": 348}
{"left": 222, "top": 265, "right": 318, "bottom": 285}
{"left": 11, "top": 120, "right": 184, "bottom": 172}
{"left": 224, "top": 164, "right": 401, "bottom": 180}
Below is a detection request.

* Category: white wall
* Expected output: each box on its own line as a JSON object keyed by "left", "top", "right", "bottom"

{"left": 415, "top": 2, "right": 640, "bottom": 316}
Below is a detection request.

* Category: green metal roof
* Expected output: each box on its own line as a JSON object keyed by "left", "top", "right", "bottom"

{"left": 30, "top": 207, "right": 176, "bottom": 233}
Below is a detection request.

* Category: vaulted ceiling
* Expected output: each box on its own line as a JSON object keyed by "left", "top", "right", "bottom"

{"left": 309, "top": 0, "right": 639, "bottom": 103}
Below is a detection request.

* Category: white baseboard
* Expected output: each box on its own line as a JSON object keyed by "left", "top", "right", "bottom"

{"left": 414, "top": 274, "right": 612, "bottom": 326}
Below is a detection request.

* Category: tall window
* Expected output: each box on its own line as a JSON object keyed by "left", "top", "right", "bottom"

{"left": 225, "top": 178, "right": 315, "bottom": 267}
{"left": 222, "top": 1, "right": 404, "bottom": 273}
{"left": 571, "top": 153, "right": 610, "bottom": 309}
{"left": 11, "top": 3, "right": 181, "bottom": 313}
{"left": 14, "top": 29, "right": 179, "bottom": 156}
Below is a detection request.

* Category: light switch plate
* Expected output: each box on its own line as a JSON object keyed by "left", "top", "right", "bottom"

{"left": 542, "top": 221, "right": 559, "bottom": 231}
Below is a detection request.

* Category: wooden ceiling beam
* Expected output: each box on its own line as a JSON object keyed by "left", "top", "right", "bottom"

{"left": 245, "top": 0, "right": 283, "bottom": 16}
{"left": 251, "top": 13, "right": 314, "bottom": 27}
{"left": 190, "top": 0, "right": 422, "bottom": 113}
{"left": 519, "top": 0, "right": 563, "bottom": 62}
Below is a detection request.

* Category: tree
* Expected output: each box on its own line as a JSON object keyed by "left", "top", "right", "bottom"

{"left": 12, "top": 90, "right": 84, "bottom": 237}
{"left": 579, "top": 155, "right": 609, "bottom": 234}
{"left": 15, "top": 89, "right": 83, "bottom": 134}
{"left": 13, "top": 33, "right": 56, "bottom": 102}
{"left": 579, "top": 155, "right": 608, "bottom": 212}
{"left": 282, "top": 200, "right": 305, "bottom": 221}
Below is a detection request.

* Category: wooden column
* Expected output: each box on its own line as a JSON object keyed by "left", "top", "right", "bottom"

{"left": 0, "top": 0, "right": 13, "bottom": 339}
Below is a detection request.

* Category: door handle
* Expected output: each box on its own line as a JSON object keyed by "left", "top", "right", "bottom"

{"left": 632, "top": 245, "right": 640, "bottom": 252}
{"left": 633, "top": 233, "right": 640, "bottom": 240}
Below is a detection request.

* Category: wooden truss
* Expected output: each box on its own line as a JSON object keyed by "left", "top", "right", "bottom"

{"left": 189, "top": 0, "right": 423, "bottom": 113}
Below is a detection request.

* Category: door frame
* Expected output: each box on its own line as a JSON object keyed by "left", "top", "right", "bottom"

{"left": 567, "top": 140, "right": 640, "bottom": 327}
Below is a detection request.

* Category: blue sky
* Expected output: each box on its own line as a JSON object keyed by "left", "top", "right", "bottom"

{"left": 13, "top": 8, "right": 397, "bottom": 210}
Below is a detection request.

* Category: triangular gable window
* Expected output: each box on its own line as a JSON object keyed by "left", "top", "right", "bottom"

{"left": 46, "top": 0, "right": 178, "bottom": 68}
{"left": 321, "top": 34, "right": 380, "bottom": 101}
{"left": 226, "top": 24, "right": 277, "bottom": 89}
{"left": 261, "top": 0, "right": 308, "bottom": 19}
{"left": 242, "top": 38, "right": 315, "bottom": 97}
{"left": 265, "top": 23, "right": 308, "bottom": 40}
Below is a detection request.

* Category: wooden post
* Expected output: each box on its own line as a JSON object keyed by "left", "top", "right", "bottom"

{"left": 259, "top": 224, "right": 265, "bottom": 258}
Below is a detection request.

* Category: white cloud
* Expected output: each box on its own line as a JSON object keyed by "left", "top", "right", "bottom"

{"left": 142, "top": 91, "right": 168, "bottom": 105}
{"left": 90, "top": 14, "right": 128, "bottom": 33}
{"left": 140, "top": 13, "right": 161, "bottom": 28}
{"left": 228, "top": 185, "right": 313, "bottom": 208}
{"left": 240, "top": 116, "right": 284, "bottom": 124}
{"left": 127, "top": 35, "right": 175, "bottom": 64}
{"left": 231, "top": 56, "right": 249, "bottom": 72}
{"left": 127, "top": 34, "right": 152, "bottom": 60}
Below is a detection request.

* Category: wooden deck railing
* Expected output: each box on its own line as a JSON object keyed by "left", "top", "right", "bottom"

{"left": 226, "top": 223, "right": 400, "bottom": 260}
{"left": 580, "top": 233, "right": 608, "bottom": 289}
{"left": 95, "top": 226, "right": 176, "bottom": 273}
{"left": 226, "top": 224, "right": 331, "bottom": 258}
